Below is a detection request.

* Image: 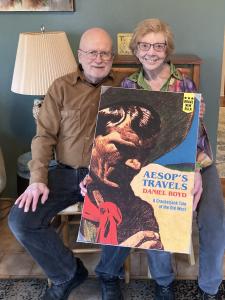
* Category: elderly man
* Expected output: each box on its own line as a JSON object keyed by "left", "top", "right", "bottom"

{"left": 8, "top": 27, "right": 125, "bottom": 300}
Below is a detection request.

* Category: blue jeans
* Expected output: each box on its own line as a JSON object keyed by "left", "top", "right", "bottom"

{"left": 8, "top": 165, "right": 88, "bottom": 285}
{"left": 95, "top": 164, "right": 225, "bottom": 295}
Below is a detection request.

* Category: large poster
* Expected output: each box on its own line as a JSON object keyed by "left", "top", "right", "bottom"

{"left": 78, "top": 87, "right": 200, "bottom": 254}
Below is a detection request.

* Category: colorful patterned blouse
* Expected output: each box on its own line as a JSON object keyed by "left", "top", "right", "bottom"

{"left": 121, "top": 63, "right": 213, "bottom": 168}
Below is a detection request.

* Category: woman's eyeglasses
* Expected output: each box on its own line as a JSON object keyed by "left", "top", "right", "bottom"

{"left": 137, "top": 42, "right": 167, "bottom": 52}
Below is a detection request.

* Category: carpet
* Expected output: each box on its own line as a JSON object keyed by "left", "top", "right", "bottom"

{"left": 0, "top": 278, "right": 224, "bottom": 300}
{"left": 216, "top": 107, "right": 225, "bottom": 178}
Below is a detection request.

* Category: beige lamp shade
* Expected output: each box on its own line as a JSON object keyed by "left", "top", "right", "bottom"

{"left": 11, "top": 31, "right": 77, "bottom": 95}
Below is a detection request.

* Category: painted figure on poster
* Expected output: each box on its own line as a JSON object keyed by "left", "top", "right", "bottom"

{"left": 81, "top": 100, "right": 163, "bottom": 249}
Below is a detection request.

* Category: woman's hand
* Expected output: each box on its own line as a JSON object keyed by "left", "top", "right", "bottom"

{"left": 192, "top": 170, "right": 203, "bottom": 211}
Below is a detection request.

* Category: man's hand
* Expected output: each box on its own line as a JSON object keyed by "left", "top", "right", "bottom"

{"left": 199, "top": 96, "right": 205, "bottom": 119}
{"left": 192, "top": 170, "right": 203, "bottom": 211}
{"left": 15, "top": 183, "right": 49, "bottom": 213}
{"left": 79, "top": 175, "right": 92, "bottom": 197}
{"left": 120, "top": 230, "right": 162, "bottom": 249}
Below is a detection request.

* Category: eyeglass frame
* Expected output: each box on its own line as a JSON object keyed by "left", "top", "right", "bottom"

{"left": 137, "top": 42, "right": 167, "bottom": 52}
{"left": 78, "top": 49, "right": 114, "bottom": 61}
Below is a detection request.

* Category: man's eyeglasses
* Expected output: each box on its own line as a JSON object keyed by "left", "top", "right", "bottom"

{"left": 137, "top": 42, "right": 167, "bottom": 52}
{"left": 79, "top": 49, "right": 114, "bottom": 61}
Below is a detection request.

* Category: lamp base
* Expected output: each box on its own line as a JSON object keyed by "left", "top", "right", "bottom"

{"left": 32, "top": 98, "right": 44, "bottom": 120}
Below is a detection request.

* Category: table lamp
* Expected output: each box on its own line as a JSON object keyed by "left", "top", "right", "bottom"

{"left": 11, "top": 27, "right": 77, "bottom": 117}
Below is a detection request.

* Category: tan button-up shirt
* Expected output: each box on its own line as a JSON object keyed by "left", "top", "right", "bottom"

{"left": 28, "top": 70, "right": 126, "bottom": 185}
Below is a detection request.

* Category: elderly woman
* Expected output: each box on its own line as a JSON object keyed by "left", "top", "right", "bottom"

{"left": 93, "top": 19, "right": 225, "bottom": 300}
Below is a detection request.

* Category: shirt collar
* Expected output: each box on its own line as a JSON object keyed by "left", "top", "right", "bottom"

{"left": 74, "top": 66, "right": 115, "bottom": 86}
{"left": 128, "top": 63, "right": 182, "bottom": 91}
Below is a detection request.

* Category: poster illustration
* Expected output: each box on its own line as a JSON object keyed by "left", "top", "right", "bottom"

{"left": 78, "top": 87, "right": 200, "bottom": 254}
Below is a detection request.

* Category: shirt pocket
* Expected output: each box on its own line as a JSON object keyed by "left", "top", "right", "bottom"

{"left": 60, "top": 109, "right": 80, "bottom": 137}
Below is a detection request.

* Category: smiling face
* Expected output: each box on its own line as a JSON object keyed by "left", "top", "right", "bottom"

{"left": 135, "top": 32, "right": 167, "bottom": 73}
{"left": 78, "top": 28, "right": 113, "bottom": 84}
